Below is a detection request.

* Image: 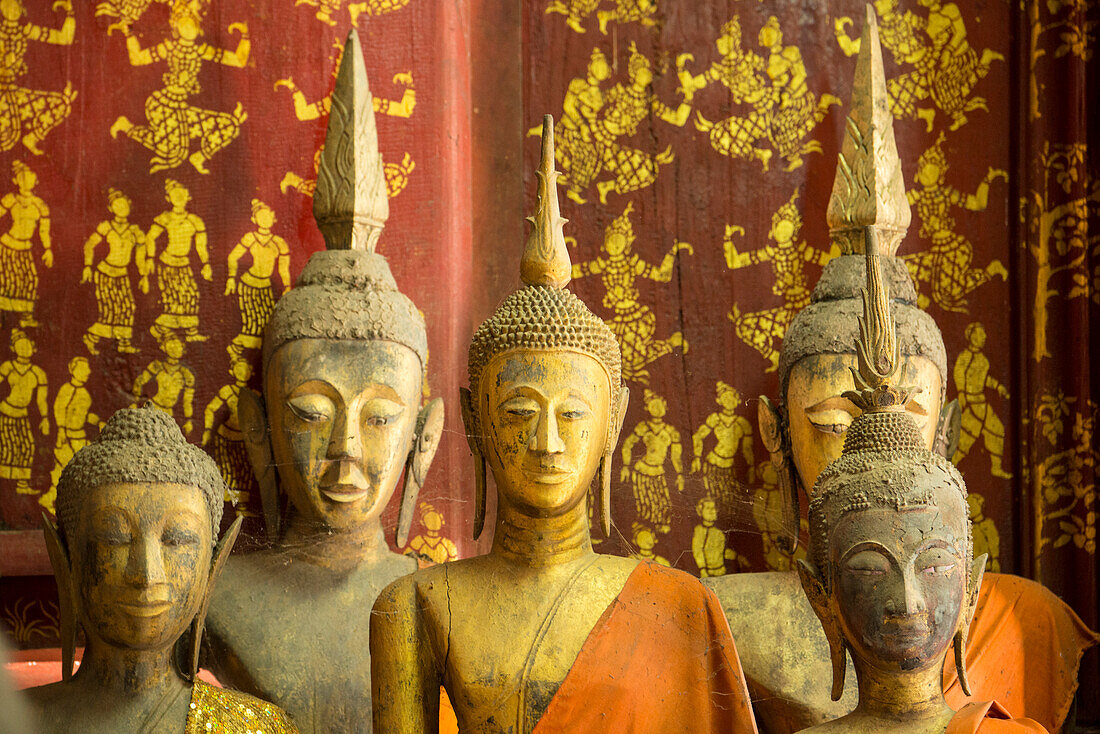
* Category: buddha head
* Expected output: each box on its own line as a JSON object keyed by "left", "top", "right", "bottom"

{"left": 46, "top": 407, "right": 240, "bottom": 681}
{"left": 462, "top": 115, "right": 628, "bottom": 539}
{"left": 798, "top": 244, "right": 982, "bottom": 703}
{"left": 759, "top": 8, "right": 950, "bottom": 550}
{"left": 239, "top": 30, "right": 443, "bottom": 546}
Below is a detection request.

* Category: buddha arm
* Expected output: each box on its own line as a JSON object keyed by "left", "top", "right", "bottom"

{"left": 371, "top": 579, "right": 442, "bottom": 734}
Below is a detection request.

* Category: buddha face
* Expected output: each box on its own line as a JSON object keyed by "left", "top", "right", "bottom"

{"left": 265, "top": 338, "right": 421, "bottom": 530}
{"left": 828, "top": 483, "right": 969, "bottom": 673}
{"left": 72, "top": 482, "right": 212, "bottom": 652}
{"left": 786, "top": 353, "right": 941, "bottom": 492}
{"left": 478, "top": 351, "right": 611, "bottom": 518}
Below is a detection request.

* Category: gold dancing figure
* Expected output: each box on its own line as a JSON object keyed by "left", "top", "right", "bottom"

{"left": 0, "top": 327, "right": 46, "bottom": 495}
{"left": 109, "top": 2, "right": 250, "bottom": 174}
{"left": 619, "top": 389, "right": 684, "bottom": 534}
{"left": 545, "top": 0, "right": 656, "bottom": 35}
{"left": 0, "top": 161, "right": 52, "bottom": 328}
{"left": 146, "top": 179, "right": 210, "bottom": 342}
{"left": 44, "top": 356, "right": 98, "bottom": 514}
{"left": 407, "top": 502, "right": 458, "bottom": 564}
{"left": 0, "top": 0, "right": 76, "bottom": 155}
{"left": 202, "top": 356, "right": 256, "bottom": 516}
{"left": 225, "top": 199, "right": 290, "bottom": 352}
{"left": 954, "top": 322, "right": 1011, "bottom": 478}
{"left": 691, "top": 382, "right": 753, "bottom": 518}
{"left": 692, "top": 496, "right": 741, "bottom": 577}
{"left": 81, "top": 188, "right": 145, "bottom": 355}
{"left": 132, "top": 331, "right": 196, "bottom": 436}
{"left": 294, "top": 0, "right": 413, "bottom": 28}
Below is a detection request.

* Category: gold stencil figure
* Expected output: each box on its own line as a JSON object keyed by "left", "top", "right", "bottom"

{"left": 544, "top": 0, "right": 656, "bottom": 35}
{"left": 81, "top": 188, "right": 145, "bottom": 355}
{"left": 954, "top": 322, "right": 1012, "bottom": 479}
{"left": 145, "top": 178, "right": 210, "bottom": 342}
{"left": 201, "top": 356, "right": 255, "bottom": 516}
{"left": 724, "top": 189, "right": 837, "bottom": 371}
{"left": 276, "top": 56, "right": 416, "bottom": 199}
{"left": 835, "top": 0, "right": 1004, "bottom": 131}
{"left": 551, "top": 48, "right": 610, "bottom": 204}
{"left": 695, "top": 16, "right": 840, "bottom": 172}
{"left": 293, "top": 0, "right": 412, "bottom": 28}
{"left": 751, "top": 460, "right": 804, "bottom": 571}
{"left": 0, "top": 328, "right": 46, "bottom": 495}
{"left": 903, "top": 134, "right": 1007, "bottom": 312}
{"left": 43, "top": 356, "right": 98, "bottom": 515}
{"left": 109, "top": 2, "right": 250, "bottom": 174}
{"left": 692, "top": 497, "right": 740, "bottom": 577}
{"left": 967, "top": 492, "right": 1000, "bottom": 572}
{"left": 0, "top": 0, "right": 75, "bottom": 154}
{"left": 572, "top": 203, "right": 692, "bottom": 383}
{"left": 619, "top": 389, "right": 684, "bottom": 534}
{"left": 225, "top": 199, "right": 290, "bottom": 352}
{"left": 407, "top": 502, "right": 458, "bottom": 564}
{"left": 691, "top": 381, "right": 753, "bottom": 518}
{"left": 0, "top": 161, "right": 52, "bottom": 328}
{"left": 630, "top": 523, "right": 670, "bottom": 566}
{"left": 132, "top": 331, "right": 196, "bottom": 436}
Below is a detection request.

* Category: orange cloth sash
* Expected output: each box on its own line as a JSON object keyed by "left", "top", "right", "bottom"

{"left": 531, "top": 561, "right": 758, "bottom": 733}
{"left": 944, "top": 573, "right": 1099, "bottom": 733}
{"left": 947, "top": 700, "right": 1049, "bottom": 734}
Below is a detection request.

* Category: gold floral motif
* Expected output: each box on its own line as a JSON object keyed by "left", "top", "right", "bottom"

{"left": 1026, "top": 0, "right": 1096, "bottom": 120}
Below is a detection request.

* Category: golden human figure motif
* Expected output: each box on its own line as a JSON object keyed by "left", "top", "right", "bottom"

{"left": 0, "top": 328, "right": 46, "bottom": 496}
{"left": 81, "top": 188, "right": 145, "bottom": 355}
{"left": 146, "top": 178, "right": 210, "bottom": 342}
{"left": 108, "top": 2, "right": 250, "bottom": 174}
{"left": 691, "top": 382, "right": 753, "bottom": 518}
{"left": 629, "top": 523, "right": 669, "bottom": 566}
{"left": 94, "top": 0, "right": 168, "bottom": 33}
{"left": 723, "top": 189, "right": 838, "bottom": 371}
{"left": 751, "top": 460, "right": 805, "bottom": 572}
{"left": 954, "top": 322, "right": 1011, "bottom": 479}
{"left": 903, "top": 134, "right": 1007, "bottom": 312}
{"left": 407, "top": 502, "right": 458, "bottom": 564}
{"left": 0, "top": 161, "right": 52, "bottom": 328}
{"left": 692, "top": 497, "right": 743, "bottom": 578}
{"left": 619, "top": 389, "right": 683, "bottom": 534}
{"left": 544, "top": 0, "right": 656, "bottom": 35}
{"left": 225, "top": 199, "right": 290, "bottom": 352}
{"left": 0, "top": 0, "right": 75, "bottom": 155}
{"left": 695, "top": 16, "right": 839, "bottom": 172}
{"left": 571, "top": 203, "right": 692, "bottom": 384}
{"left": 43, "top": 357, "right": 98, "bottom": 515}
{"left": 547, "top": 49, "right": 610, "bottom": 204}
{"left": 967, "top": 492, "right": 1000, "bottom": 572}
{"left": 835, "top": 0, "right": 1004, "bottom": 131}
{"left": 202, "top": 356, "right": 257, "bottom": 517}
{"left": 294, "top": 0, "right": 412, "bottom": 28}
{"left": 132, "top": 331, "right": 196, "bottom": 437}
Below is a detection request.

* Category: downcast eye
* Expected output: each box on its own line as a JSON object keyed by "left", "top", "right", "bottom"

{"left": 287, "top": 395, "right": 334, "bottom": 423}
{"left": 806, "top": 408, "right": 854, "bottom": 437}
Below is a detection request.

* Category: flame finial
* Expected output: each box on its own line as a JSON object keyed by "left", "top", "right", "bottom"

{"left": 521, "top": 115, "right": 571, "bottom": 289}
{"left": 826, "top": 5, "right": 911, "bottom": 257}
{"left": 313, "top": 29, "right": 389, "bottom": 253}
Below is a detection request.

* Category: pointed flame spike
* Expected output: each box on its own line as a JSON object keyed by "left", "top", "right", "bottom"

{"left": 826, "top": 4, "right": 911, "bottom": 256}
{"left": 521, "top": 115, "right": 571, "bottom": 289}
{"left": 313, "top": 29, "right": 389, "bottom": 253}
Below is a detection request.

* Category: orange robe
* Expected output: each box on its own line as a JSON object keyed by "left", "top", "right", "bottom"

{"left": 944, "top": 573, "right": 1099, "bottom": 733}
{"left": 947, "top": 701, "right": 1048, "bottom": 734}
{"left": 532, "top": 561, "right": 758, "bottom": 733}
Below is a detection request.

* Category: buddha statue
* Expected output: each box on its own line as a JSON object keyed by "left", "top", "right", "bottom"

{"left": 370, "top": 116, "right": 757, "bottom": 734}
{"left": 797, "top": 234, "right": 1044, "bottom": 734}
{"left": 704, "top": 9, "right": 1095, "bottom": 733}
{"left": 202, "top": 30, "right": 443, "bottom": 734}
{"left": 26, "top": 407, "right": 297, "bottom": 733}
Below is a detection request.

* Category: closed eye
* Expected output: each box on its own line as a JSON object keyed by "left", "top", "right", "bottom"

{"left": 921, "top": 563, "right": 956, "bottom": 576}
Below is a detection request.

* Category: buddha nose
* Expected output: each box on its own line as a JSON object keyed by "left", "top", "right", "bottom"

{"left": 530, "top": 409, "right": 565, "bottom": 454}
{"left": 885, "top": 571, "right": 927, "bottom": 616}
{"left": 327, "top": 409, "right": 362, "bottom": 461}
{"left": 125, "top": 535, "right": 166, "bottom": 588}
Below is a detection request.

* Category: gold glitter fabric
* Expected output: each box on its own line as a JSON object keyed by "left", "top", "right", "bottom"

{"left": 185, "top": 681, "right": 299, "bottom": 733}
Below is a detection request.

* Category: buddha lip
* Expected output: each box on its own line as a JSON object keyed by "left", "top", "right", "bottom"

{"left": 321, "top": 484, "right": 371, "bottom": 503}
{"left": 526, "top": 467, "right": 570, "bottom": 483}
{"left": 118, "top": 600, "right": 171, "bottom": 617}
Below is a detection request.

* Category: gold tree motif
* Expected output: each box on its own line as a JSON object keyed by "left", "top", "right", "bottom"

{"left": 1021, "top": 142, "right": 1100, "bottom": 361}
{"left": 1025, "top": 0, "right": 1096, "bottom": 121}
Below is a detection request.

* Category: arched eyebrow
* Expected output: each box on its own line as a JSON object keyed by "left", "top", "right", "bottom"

{"left": 563, "top": 390, "right": 595, "bottom": 409}
{"left": 806, "top": 395, "right": 858, "bottom": 414}
{"left": 839, "top": 540, "right": 895, "bottom": 565}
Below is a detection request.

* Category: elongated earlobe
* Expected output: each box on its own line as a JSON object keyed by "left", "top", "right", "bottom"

{"left": 41, "top": 514, "right": 77, "bottom": 682}
{"left": 184, "top": 517, "right": 243, "bottom": 681}
{"left": 598, "top": 387, "right": 630, "bottom": 538}
{"left": 758, "top": 396, "right": 800, "bottom": 553}
{"left": 460, "top": 388, "right": 487, "bottom": 541}
{"left": 237, "top": 388, "right": 279, "bottom": 541}
{"left": 954, "top": 554, "right": 987, "bottom": 696}
{"left": 396, "top": 398, "right": 444, "bottom": 547}
{"left": 797, "top": 559, "right": 847, "bottom": 701}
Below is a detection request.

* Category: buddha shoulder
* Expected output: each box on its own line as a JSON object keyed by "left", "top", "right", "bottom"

{"left": 187, "top": 680, "right": 299, "bottom": 732}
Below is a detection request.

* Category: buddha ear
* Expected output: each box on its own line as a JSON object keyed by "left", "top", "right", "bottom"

{"left": 396, "top": 398, "right": 444, "bottom": 548}
{"left": 185, "top": 517, "right": 243, "bottom": 681}
{"left": 953, "top": 553, "right": 986, "bottom": 697}
{"left": 41, "top": 514, "right": 78, "bottom": 682}
{"left": 797, "top": 558, "right": 847, "bottom": 702}
{"left": 759, "top": 396, "right": 800, "bottom": 554}
{"left": 460, "top": 387, "right": 487, "bottom": 541}
{"left": 597, "top": 387, "right": 630, "bottom": 538}
{"left": 237, "top": 387, "right": 280, "bottom": 542}
{"left": 934, "top": 399, "right": 961, "bottom": 460}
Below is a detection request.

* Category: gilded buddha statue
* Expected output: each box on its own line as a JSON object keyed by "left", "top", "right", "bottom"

{"left": 797, "top": 233, "right": 1045, "bottom": 734}
{"left": 26, "top": 407, "right": 297, "bottom": 733}
{"left": 202, "top": 30, "right": 443, "bottom": 734}
{"left": 704, "top": 8, "right": 1095, "bottom": 733}
{"left": 370, "top": 116, "right": 757, "bottom": 734}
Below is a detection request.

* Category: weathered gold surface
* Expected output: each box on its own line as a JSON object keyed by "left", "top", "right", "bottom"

{"left": 371, "top": 116, "right": 640, "bottom": 734}
{"left": 203, "top": 29, "right": 442, "bottom": 734}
